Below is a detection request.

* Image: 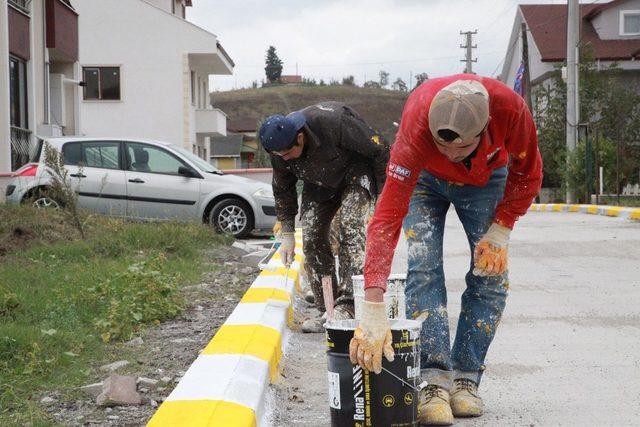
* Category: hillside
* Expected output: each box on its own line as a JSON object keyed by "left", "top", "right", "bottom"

{"left": 211, "top": 85, "right": 410, "bottom": 142}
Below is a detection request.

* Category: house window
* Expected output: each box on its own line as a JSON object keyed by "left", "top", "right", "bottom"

{"left": 9, "top": 56, "right": 28, "bottom": 129}
{"left": 63, "top": 141, "right": 121, "bottom": 170}
{"left": 621, "top": 11, "right": 640, "bottom": 35}
{"left": 83, "top": 67, "right": 121, "bottom": 100}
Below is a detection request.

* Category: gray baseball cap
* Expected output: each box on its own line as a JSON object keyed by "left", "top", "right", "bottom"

{"left": 428, "top": 80, "right": 490, "bottom": 144}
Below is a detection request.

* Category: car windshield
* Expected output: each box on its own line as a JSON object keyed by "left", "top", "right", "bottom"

{"left": 170, "top": 145, "right": 223, "bottom": 175}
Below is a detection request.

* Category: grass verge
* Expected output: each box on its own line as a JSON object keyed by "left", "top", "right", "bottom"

{"left": 0, "top": 205, "right": 231, "bottom": 425}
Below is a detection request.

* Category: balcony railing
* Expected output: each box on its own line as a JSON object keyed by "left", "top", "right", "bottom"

{"left": 8, "top": 0, "right": 30, "bottom": 14}
{"left": 10, "top": 126, "right": 34, "bottom": 171}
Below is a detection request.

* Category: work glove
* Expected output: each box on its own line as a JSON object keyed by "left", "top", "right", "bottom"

{"left": 473, "top": 222, "right": 511, "bottom": 276}
{"left": 279, "top": 232, "right": 295, "bottom": 267}
{"left": 349, "top": 301, "right": 394, "bottom": 374}
{"left": 272, "top": 221, "right": 282, "bottom": 237}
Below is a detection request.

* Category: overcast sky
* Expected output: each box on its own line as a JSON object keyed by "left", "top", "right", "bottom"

{"left": 186, "top": 0, "right": 608, "bottom": 92}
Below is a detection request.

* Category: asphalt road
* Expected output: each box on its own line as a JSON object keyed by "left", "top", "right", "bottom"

{"left": 267, "top": 211, "right": 640, "bottom": 426}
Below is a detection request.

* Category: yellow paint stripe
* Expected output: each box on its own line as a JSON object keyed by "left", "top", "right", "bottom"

{"left": 540, "top": 204, "right": 548, "bottom": 212}
{"left": 569, "top": 205, "right": 580, "bottom": 212}
{"left": 202, "top": 324, "right": 282, "bottom": 381}
{"left": 147, "top": 399, "right": 256, "bottom": 427}
{"left": 551, "top": 204, "right": 564, "bottom": 212}
{"left": 240, "top": 287, "right": 291, "bottom": 304}
{"left": 630, "top": 209, "right": 640, "bottom": 220}
{"left": 586, "top": 205, "right": 598, "bottom": 214}
{"left": 606, "top": 206, "right": 622, "bottom": 217}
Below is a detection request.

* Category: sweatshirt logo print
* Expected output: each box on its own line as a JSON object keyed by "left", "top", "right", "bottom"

{"left": 389, "top": 163, "right": 411, "bottom": 181}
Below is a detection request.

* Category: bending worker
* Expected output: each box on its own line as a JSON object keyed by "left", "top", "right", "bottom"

{"left": 350, "top": 75, "right": 542, "bottom": 425}
{"left": 259, "top": 102, "right": 390, "bottom": 332}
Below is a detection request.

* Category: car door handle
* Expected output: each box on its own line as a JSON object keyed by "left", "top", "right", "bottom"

{"left": 128, "top": 178, "right": 145, "bottom": 184}
{"left": 70, "top": 173, "right": 86, "bottom": 178}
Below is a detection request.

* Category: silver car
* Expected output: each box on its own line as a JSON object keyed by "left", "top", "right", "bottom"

{"left": 5, "top": 137, "right": 276, "bottom": 238}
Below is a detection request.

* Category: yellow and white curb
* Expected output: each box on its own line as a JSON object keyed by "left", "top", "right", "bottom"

{"left": 148, "top": 230, "right": 304, "bottom": 427}
{"left": 530, "top": 203, "right": 640, "bottom": 221}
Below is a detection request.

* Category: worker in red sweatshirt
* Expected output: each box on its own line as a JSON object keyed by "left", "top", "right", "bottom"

{"left": 349, "top": 75, "right": 542, "bottom": 425}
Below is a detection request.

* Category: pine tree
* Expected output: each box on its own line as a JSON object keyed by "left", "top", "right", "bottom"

{"left": 379, "top": 70, "right": 389, "bottom": 87}
{"left": 264, "top": 46, "right": 283, "bottom": 83}
{"left": 392, "top": 77, "right": 408, "bottom": 92}
{"left": 414, "top": 73, "right": 429, "bottom": 88}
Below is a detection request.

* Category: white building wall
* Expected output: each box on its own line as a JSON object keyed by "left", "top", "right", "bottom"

{"left": 76, "top": 0, "right": 184, "bottom": 144}
{"left": 592, "top": 0, "right": 640, "bottom": 39}
{"left": 75, "top": 0, "right": 228, "bottom": 150}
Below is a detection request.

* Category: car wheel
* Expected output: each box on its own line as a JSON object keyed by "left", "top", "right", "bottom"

{"left": 25, "top": 188, "right": 61, "bottom": 210}
{"left": 210, "top": 198, "right": 254, "bottom": 239}
{"left": 33, "top": 196, "right": 60, "bottom": 209}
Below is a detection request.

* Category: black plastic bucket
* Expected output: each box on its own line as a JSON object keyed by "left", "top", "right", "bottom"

{"left": 325, "top": 319, "right": 421, "bottom": 427}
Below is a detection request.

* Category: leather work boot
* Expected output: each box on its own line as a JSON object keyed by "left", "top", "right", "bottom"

{"left": 417, "top": 384, "right": 453, "bottom": 425}
{"left": 450, "top": 378, "right": 484, "bottom": 417}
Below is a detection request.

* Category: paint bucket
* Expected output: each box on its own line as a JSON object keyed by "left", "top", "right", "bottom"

{"left": 325, "top": 318, "right": 421, "bottom": 427}
{"left": 353, "top": 274, "right": 407, "bottom": 319}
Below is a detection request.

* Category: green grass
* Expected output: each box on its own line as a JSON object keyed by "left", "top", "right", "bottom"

{"left": 0, "top": 205, "right": 231, "bottom": 425}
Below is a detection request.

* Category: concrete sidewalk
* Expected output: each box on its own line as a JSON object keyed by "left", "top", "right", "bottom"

{"left": 270, "top": 211, "right": 640, "bottom": 426}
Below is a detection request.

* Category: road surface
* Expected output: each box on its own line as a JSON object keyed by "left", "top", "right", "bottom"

{"left": 268, "top": 211, "right": 640, "bottom": 426}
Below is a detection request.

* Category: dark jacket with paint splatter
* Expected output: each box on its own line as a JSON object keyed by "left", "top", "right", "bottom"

{"left": 271, "top": 102, "right": 390, "bottom": 232}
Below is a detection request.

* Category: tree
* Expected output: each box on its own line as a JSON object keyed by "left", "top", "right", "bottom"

{"left": 342, "top": 75, "right": 355, "bottom": 86}
{"left": 264, "top": 46, "right": 283, "bottom": 83}
{"left": 392, "top": 77, "right": 408, "bottom": 92}
{"left": 364, "top": 80, "right": 381, "bottom": 89}
{"left": 379, "top": 70, "right": 389, "bottom": 87}
{"left": 414, "top": 72, "right": 429, "bottom": 88}
{"left": 319, "top": 79, "right": 326, "bottom": 86}
{"left": 533, "top": 50, "right": 640, "bottom": 202}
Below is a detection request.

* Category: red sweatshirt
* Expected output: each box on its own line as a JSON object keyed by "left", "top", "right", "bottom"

{"left": 364, "top": 74, "right": 542, "bottom": 291}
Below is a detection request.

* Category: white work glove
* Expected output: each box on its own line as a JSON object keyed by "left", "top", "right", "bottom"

{"left": 279, "top": 232, "right": 295, "bottom": 267}
{"left": 473, "top": 223, "right": 511, "bottom": 276}
{"left": 349, "top": 301, "right": 394, "bottom": 374}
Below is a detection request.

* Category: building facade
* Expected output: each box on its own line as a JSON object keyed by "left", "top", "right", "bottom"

{"left": 1, "top": 0, "right": 80, "bottom": 194}
{"left": 73, "top": 0, "right": 233, "bottom": 160}
{"left": 501, "top": 0, "right": 640, "bottom": 89}
{"left": 1, "top": 0, "right": 234, "bottom": 199}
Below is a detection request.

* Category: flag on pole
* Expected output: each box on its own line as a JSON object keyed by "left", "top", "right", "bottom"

{"left": 513, "top": 62, "right": 525, "bottom": 97}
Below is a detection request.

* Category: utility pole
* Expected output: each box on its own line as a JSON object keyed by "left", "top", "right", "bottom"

{"left": 566, "top": 0, "right": 579, "bottom": 203}
{"left": 460, "top": 30, "right": 478, "bottom": 74}
{"left": 521, "top": 23, "right": 532, "bottom": 110}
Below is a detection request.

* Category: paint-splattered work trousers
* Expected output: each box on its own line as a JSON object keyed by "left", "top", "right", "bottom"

{"left": 301, "top": 185, "right": 372, "bottom": 313}
{"left": 403, "top": 167, "right": 509, "bottom": 389}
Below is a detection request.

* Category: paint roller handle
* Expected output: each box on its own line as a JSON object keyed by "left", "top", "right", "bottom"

{"left": 322, "top": 276, "right": 335, "bottom": 321}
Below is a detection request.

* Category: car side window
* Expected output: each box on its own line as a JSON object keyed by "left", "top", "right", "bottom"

{"left": 126, "top": 143, "right": 187, "bottom": 175}
{"left": 83, "top": 142, "right": 120, "bottom": 169}
{"left": 62, "top": 141, "right": 120, "bottom": 170}
{"left": 63, "top": 142, "right": 83, "bottom": 166}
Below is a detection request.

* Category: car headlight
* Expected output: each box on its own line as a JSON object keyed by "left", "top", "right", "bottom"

{"left": 253, "top": 188, "right": 274, "bottom": 199}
